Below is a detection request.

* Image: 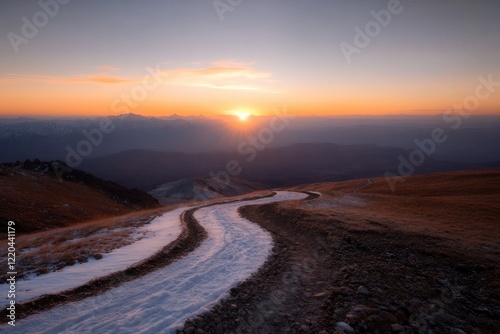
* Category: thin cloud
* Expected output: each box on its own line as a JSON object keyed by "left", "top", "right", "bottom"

{"left": 97, "top": 65, "right": 122, "bottom": 71}
{"left": 192, "top": 83, "right": 260, "bottom": 91}
{"left": 67, "top": 74, "right": 134, "bottom": 84}
{"left": 3, "top": 61, "right": 279, "bottom": 92}
{"left": 158, "top": 61, "right": 274, "bottom": 92}
{"left": 5, "top": 73, "right": 135, "bottom": 84}
{"left": 211, "top": 60, "right": 256, "bottom": 67}
{"left": 191, "top": 83, "right": 283, "bottom": 94}
{"left": 162, "top": 63, "right": 270, "bottom": 80}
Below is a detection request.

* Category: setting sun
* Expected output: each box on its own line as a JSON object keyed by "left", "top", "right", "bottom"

{"left": 228, "top": 108, "right": 255, "bottom": 122}
{"left": 237, "top": 111, "right": 250, "bottom": 122}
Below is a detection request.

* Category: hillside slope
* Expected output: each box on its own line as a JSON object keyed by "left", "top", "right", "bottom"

{"left": 293, "top": 168, "right": 500, "bottom": 253}
{"left": 0, "top": 160, "right": 160, "bottom": 233}
{"left": 149, "top": 177, "right": 268, "bottom": 204}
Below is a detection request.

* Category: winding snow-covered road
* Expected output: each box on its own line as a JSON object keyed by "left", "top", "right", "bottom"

{"left": 5, "top": 191, "right": 307, "bottom": 333}
{"left": 1, "top": 207, "right": 186, "bottom": 308}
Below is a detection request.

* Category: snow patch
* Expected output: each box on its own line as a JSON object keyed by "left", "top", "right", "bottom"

{"left": 0, "top": 208, "right": 186, "bottom": 307}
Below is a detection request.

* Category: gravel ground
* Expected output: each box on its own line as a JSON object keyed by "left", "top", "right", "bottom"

{"left": 178, "top": 196, "right": 499, "bottom": 334}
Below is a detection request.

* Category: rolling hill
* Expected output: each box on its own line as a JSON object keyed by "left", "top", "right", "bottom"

{"left": 0, "top": 160, "right": 160, "bottom": 234}
{"left": 149, "top": 177, "right": 268, "bottom": 204}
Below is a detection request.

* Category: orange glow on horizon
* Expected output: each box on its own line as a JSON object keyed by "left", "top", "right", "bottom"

{"left": 1, "top": 83, "right": 500, "bottom": 118}
{"left": 2, "top": 66, "right": 500, "bottom": 118}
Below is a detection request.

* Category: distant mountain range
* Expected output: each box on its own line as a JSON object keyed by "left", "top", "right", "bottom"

{"left": 1, "top": 114, "right": 499, "bottom": 191}
{"left": 0, "top": 113, "right": 234, "bottom": 162}
{"left": 1, "top": 113, "right": 500, "bottom": 164}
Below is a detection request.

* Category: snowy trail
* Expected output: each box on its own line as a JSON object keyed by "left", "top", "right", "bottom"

{"left": 0, "top": 207, "right": 186, "bottom": 308}
{"left": 6, "top": 191, "right": 307, "bottom": 334}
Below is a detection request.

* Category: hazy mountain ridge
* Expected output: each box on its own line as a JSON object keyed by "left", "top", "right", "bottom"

{"left": 1, "top": 114, "right": 500, "bottom": 164}
{"left": 0, "top": 114, "right": 232, "bottom": 162}
{"left": 78, "top": 143, "right": 485, "bottom": 190}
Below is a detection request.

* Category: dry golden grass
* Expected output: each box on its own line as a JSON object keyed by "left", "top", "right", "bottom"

{"left": 287, "top": 169, "right": 500, "bottom": 263}
{"left": 0, "top": 207, "right": 166, "bottom": 281}
{"left": 0, "top": 165, "right": 159, "bottom": 234}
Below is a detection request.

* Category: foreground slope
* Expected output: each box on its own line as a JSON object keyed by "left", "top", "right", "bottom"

{"left": 2, "top": 169, "right": 498, "bottom": 333}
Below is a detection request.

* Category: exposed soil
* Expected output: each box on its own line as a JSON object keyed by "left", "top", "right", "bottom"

{"left": 178, "top": 194, "right": 499, "bottom": 333}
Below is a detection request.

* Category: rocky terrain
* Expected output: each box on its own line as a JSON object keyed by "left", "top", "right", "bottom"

{"left": 176, "top": 202, "right": 498, "bottom": 333}
{"left": 177, "top": 170, "right": 500, "bottom": 333}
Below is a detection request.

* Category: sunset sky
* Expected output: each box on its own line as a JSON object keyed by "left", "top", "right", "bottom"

{"left": 1, "top": 0, "right": 499, "bottom": 117}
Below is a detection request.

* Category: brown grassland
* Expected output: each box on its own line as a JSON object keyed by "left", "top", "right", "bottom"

{"left": 0, "top": 164, "right": 159, "bottom": 234}
{"left": 0, "top": 208, "right": 166, "bottom": 281}
{"left": 290, "top": 168, "right": 500, "bottom": 263}
{"left": 189, "top": 169, "right": 499, "bottom": 332}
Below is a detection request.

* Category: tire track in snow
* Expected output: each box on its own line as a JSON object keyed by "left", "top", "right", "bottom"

{"left": 4, "top": 191, "right": 307, "bottom": 333}
{"left": 1, "top": 208, "right": 186, "bottom": 308}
